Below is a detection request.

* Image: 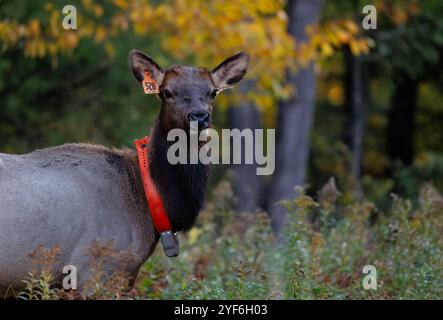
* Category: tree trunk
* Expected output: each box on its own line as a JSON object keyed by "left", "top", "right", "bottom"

{"left": 386, "top": 74, "right": 418, "bottom": 166}
{"left": 343, "top": 46, "right": 366, "bottom": 185}
{"left": 267, "top": 0, "right": 323, "bottom": 233}
{"left": 228, "top": 82, "right": 262, "bottom": 213}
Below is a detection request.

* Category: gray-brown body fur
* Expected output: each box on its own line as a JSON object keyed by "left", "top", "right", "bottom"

{"left": 0, "top": 143, "right": 156, "bottom": 295}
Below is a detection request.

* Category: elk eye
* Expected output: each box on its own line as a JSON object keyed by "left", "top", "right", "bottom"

{"left": 209, "top": 90, "right": 218, "bottom": 99}
{"left": 163, "top": 89, "right": 174, "bottom": 99}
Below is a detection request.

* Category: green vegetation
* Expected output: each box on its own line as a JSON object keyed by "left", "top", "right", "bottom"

{"left": 137, "top": 180, "right": 442, "bottom": 300}
{"left": 19, "top": 180, "right": 442, "bottom": 300}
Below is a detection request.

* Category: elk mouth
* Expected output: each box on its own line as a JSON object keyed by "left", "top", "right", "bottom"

{"left": 188, "top": 126, "right": 212, "bottom": 143}
{"left": 188, "top": 111, "right": 211, "bottom": 132}
{"left": 189, "top": 125, "right": 199, "bottom": 135}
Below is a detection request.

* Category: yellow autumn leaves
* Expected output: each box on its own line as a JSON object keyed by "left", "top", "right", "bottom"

{"left": 0, "top": 0, "right": 372, "bottom": 112}
{"left": 0, "top": 5, "right": 77, "bottom": 59}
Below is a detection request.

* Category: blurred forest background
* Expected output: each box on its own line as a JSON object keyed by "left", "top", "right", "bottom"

{"left": 1, "top": 0, "right": 442, "bottom": 299}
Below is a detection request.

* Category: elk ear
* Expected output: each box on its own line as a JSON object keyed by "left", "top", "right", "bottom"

{"left": 129, "top": 49, "right": 165, "bottom": 85}
{"left": 211, "top": 52, "right": 249, "bottom": 91}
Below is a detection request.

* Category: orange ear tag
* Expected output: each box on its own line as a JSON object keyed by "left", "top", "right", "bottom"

{"left": 142, "top": 70, "right": 159, "bottom": 94}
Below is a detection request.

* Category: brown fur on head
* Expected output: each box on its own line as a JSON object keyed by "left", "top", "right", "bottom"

{"left": 129, "top": 50, "right": 249, "bottom": 132}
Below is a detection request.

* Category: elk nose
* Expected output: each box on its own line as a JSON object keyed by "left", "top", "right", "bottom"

{"left": 188, "top": 112, "right": 210, "bottom": 129}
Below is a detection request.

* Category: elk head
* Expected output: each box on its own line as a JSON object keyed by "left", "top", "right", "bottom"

{"left": 129, "top": 50, "right": 249, "bottom": 132}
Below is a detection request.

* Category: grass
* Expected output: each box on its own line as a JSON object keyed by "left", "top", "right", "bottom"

{"left": 17, "top": 179, "right": 443, "bottom": 300}
{"left": 136, "top": 179, "right": 442, "bottom": 300}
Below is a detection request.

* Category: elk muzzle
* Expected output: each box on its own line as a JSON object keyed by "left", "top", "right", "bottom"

{"left": 188, "top": 111, "right": 211, "bottom": 129}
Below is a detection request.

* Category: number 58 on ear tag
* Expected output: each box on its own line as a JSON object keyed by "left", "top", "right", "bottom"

{"left": 142, "top": 70, "right": 159, "bottom": 94}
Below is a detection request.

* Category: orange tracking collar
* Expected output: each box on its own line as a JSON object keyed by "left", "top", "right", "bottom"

{"left": 134, "top": 137, "right": 179, "bottom": 257}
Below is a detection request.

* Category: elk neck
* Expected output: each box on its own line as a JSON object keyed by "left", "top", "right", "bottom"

{"left": 147, "top": 117, "right": 210, "bottom": 232}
